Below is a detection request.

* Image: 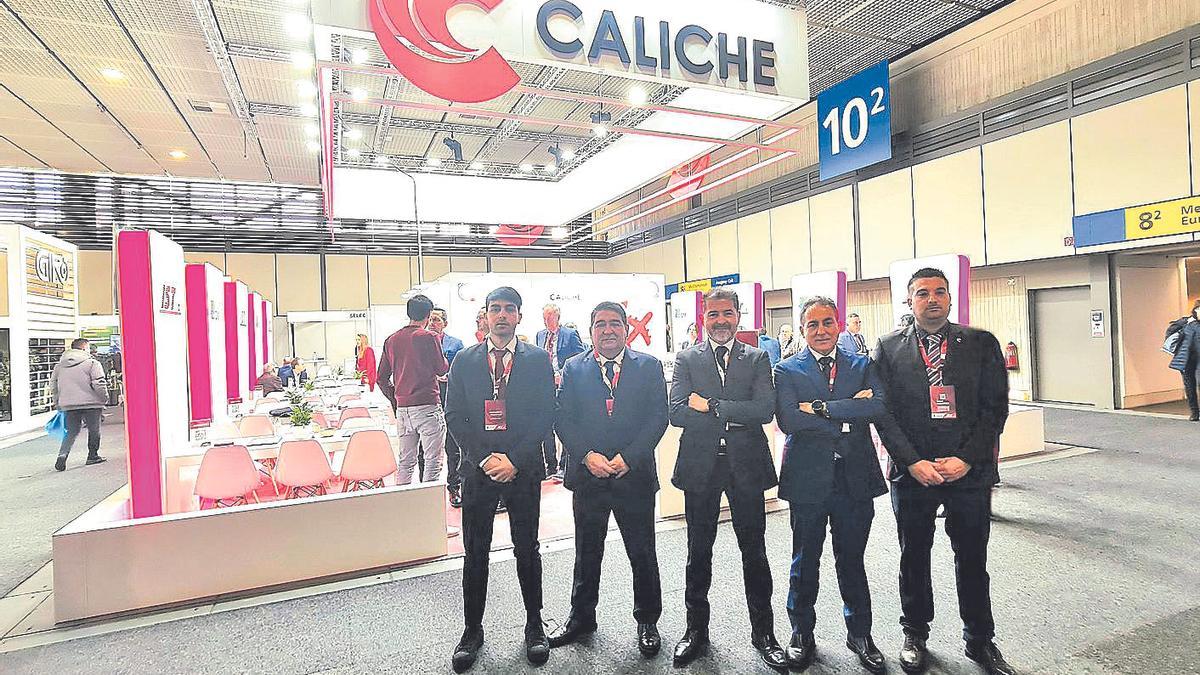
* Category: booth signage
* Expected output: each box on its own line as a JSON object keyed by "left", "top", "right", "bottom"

{"left": 25, "top": 243, "right": 74, "bottom": 300}
{"left": 817, "top": 60, "right": 892, "bottom": 181}
{"left": 665, "top": 273, "right": 739, "bottom": 298}
{"left": 1073, "top": 194, "right": 1200, "bottom": 247}
{"left": 365, "top": 0, "right": 807, "bottom": 103}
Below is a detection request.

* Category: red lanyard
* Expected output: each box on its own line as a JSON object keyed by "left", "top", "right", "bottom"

{"left": 917, "top": 334, "right": 949, "bottom": 373}
{"left": 826, "top": 358, "right": 837, "bottom": 393}
{"left": 487, "top": 347, "right": 515, "bottom": 397}
{"left": 594, "top": 349, "right": 622, "bottom": 395}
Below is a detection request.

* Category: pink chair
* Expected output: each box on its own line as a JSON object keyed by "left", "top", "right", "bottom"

{"left": 194, "top": 445, "right": 260, "bottom": 509}
{"left": 312, "top": 410, "right": 334, "bottom": 430}
{"left": 337, "top": 407, "right": 371, "bottom": 428}
{"left": 338, "top": 430, "right": 398, "bottom": 491}
{"left": 339, "top": 416, "right": 378, "bottom": 432}
{"left": 275, "top": 439, "right": 334, "bottom": 499}
{"left": 336, "top": 394, "right": 360, "bottom": 406}
{"left": 239, "top": 415, "right": 276, "bottom": 437}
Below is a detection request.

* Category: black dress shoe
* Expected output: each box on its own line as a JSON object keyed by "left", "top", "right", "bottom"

{"left": 1190, "top": 411, "right": 1199, "bottom": 421}
{"left": 751, "top": 632, "right": 788, "bottom": 671}
{"left": 448, "top": 487, "right": 462, "bottom": 508}
{"left": 525, "top": 620, "right": 550, "bottom": 665}
{"left": 637, "top": 623, "right": 661, "bottom": 657}
{"left": 547, "top": 617, "right": 597, "bottom": 648}
{"left": 452, "top": 626, "right": 484, "bottom": 672}
{"left": 785, "top": 633, "right": 816, "bottom": 669}
{"left": 847, "top": 635, "right": 885, "bottom": 673}
{"left": 85, "top": 456, "right": 107, "bottom": 466}
{"left": 965, "top": 640, "right": 1016, "bottom": 675}
{"left": 54, "top": 457, "right": 66, "bottom": 472}
{"left": 898, "top": 633, "right": 928, "bottom": 673}
{"left": 672, "top": 627, "right": 709, "bottom": 666}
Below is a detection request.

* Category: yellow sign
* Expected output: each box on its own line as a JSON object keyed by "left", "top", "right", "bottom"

{"left": 677, "top": 279, "right": 714, "bottom": 293}
{"left": 1125, "top": 195, "right": 1200, "bottom": 240}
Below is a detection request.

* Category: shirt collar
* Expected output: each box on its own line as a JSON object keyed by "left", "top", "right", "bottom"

{"left": 807, "top": 345, "right": 836, "bottom": 360}
{"left": 708, "top": 337, "right": 735, "bottom": 352}
{"left": 488, "top": 336, "right": 518, "bottom": 354}
{"left": 915, "top": 322, "right": 951, "bottom": 341}
{"left": 596, "top": 349, "right": 625, "bottom": 366}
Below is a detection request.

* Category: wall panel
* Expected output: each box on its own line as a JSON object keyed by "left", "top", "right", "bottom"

{"left": 770, "top": 199, "right": 811, "bottom": 289}
{"left": 858, "top": 169, "right": 915, "bottom": 280}
{"left": 560, "top": 259, "right": 594, "bottom": 274}
{"left": 325, "top": 255, "right": 368, "bottom": 310}
{"left": 736, "top": 212, "right": 772, "bottom": 289}
{"left": 367, "top": 255, "right": 411, "bottom": 306}
{"left": 1190, "top": 80, "right": 1200, "bottom": 196}
{"left": 415, "top": 256, "right": 450, "bottom": 283}
{"left": 450, "top": 257, "right": 488, "bottom": 273}
{"left": 183, "top": 252, "right": 224, "bottom": 269}
{"left": 525, "top": 258, "right": 560, "bottom": 274}
{"left": 77, "top": 250, "right": 112, "bottom": 315}
{"left": 1072, "top": 86, "right": 1191, "bottom": 215}
{"left": 684, "top": 230, "right": 711, "bottom": 280}
{"left": 226, "top": 253, "right": 277, "bottom": 306}
{"left": 809, "top": 187, "right": 857, "bottom": 279}
{"left": 707, "top": 221, "right": 739, "bottom": 278}
{"left": 913, "top": 148, "right": 986, "bottom": 264}
{"left": 984, "top": 122, "right": 1075, "bottom": 264}
{"left": 275, "top": 254, "right": 321, "bottom": 313}
{"left": 490, "top": 258, "right": 526, "bottom": 273}
{"left": 659, "top": 237, "right": 685, "bottom": 284}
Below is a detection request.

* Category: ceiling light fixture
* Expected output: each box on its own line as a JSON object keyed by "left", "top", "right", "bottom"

{"left": 520, "top": 163, "right": 533, "bottom": 173}
{"left": 304, "top": 124, "right": 318, "bottom": 137}
{"left": 443, "top": 137, "right": 463, "bottom": 162}
{"left": 167, "top": 149, "right": 188, "bottom": 160}
{"left": 283, "top": 13, "right": 311, "bottom": 39}
{"left": 347, "top": 148, "right": 361, "bottom": 159}
{"left": 300, "top": 103, "right": 318, "bottom": 117}
{"left": 468, "top": 161, "right": 484, "bottom": 171}
{"left": 351, "top": 48, "right": 369, "bottom": 65}
{"left": 374, "top": 155, "right": 390, "bottom": 166}
{"left": 100, "top": 67, "right": 125, "bottom": 81}
{"left": 592, "top": 124, "right": 608, "bottom": 138}
{"left": 551, "top": 227, "right": 568, "bottom": 240}
{"left": 295, "top": 80, "right": 317, "bottom": 99}
{"left": 290, "top": 52, "right": 314, "bottom": 70}
{"left": 542, "top": 164, "right": 556, "bottom": 173}
{"left": 427, "top": 157, "right": 442, "bottom": 167}
{"left": 627, "top": 85, "right": 648, "bottom": 106}
{"left": 345, "top": 128, "right": 363, "bottom": 141}
{"left": 561, "top": 147, "right": 576, "bottom": 161}
{"left": 351, "top": 88, "right": 368, "bottom": 103}
{"left": 305, "top": 140, "right": 320, "bottom": 153}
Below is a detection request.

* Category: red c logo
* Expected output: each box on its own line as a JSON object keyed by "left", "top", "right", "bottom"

{"left": 667, "top": 154, "right": 712, "bottom": 200}
{"left": 495, "top": 224, "right": 545, "bottom": 246}
{"left": 369, "top": 0, "right": 521, "bottom": 103}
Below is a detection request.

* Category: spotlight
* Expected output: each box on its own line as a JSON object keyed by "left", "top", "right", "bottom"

{"left": 300, "top": 103, "right": 318, "bottom": 117}
{"left": 290, "top": 52, "right": 314, "bottom": 70}
{"left": 347, "top": 148, "right": 360, "bottom": 159}
{"left": 592, "top": 124, "right": 608, "bottom": 138}
{"left": 589, "top": 110, "right": 612, "bottom": 124}
{"left": 427, "top": 157, "right": 442, "bottom": 167}
{"left": 168, "top": 149, "right": 188, "bottom": 160}
{"left": 295, "top": 80, "right": 317, "bottom": 99}
{"left": 351, "top": 88, "right": 368, "bottom": 103}
{"left": 100, "top": 67, "right": 125, "bottom": 81}
{"left": 443, "top": 137, "right": 463, "bottom": 162}
{"left": 283, "top": 13, "right": 310, "bottom": 39}
{"left": 628, "top": 86, "right": 648, "bottom": 106}
{"left": 304, "top": 124, "right": 318, "bottom": 137}
{"left": 561, "top": 147, "right": 576, "bottom": 161}
{"left": 520, "top": 163, "right": 533, "bottom": 173}
{"left": 374, "top": 155, "right": 390, "bottom": 166}
{"left": 345, "top": 128, "right": 363, "bottom": 141}
{"left": 468, "top": 161, "right": 484, "bottom": 171}
{"left": 351, "top": 48, "right": 369, "bottom": 65}
{"left": 542, "top": 164, "right": 556, "bottom": 174}
{"left": 306, "top": 140, "right": 320, "bottom": 153}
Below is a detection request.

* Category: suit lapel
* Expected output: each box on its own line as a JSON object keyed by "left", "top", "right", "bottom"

{"left": 800, "top": 349, "right": 828, "bottom": 396}
{"left": 695, "top": 341, "right": 723, "bottom": 393}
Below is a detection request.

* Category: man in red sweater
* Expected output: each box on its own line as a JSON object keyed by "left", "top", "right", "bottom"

{"left": 378, "top": 294, "right": 450, "bottom": 485}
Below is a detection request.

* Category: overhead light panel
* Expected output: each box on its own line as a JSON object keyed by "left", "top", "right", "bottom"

{"left": 345, "top": 128, "right": 363, "bottom": 141}
{"left": 628, "top": 86, "right": 648, "bottom": 106}
{"left": 351, "top": 48, "right": 369, "bottom": 65}
{"left": 300, "top": 103, "right": 318, "bottom": 117}
{"left": 427, "top": 157, "right": 442, "bottom": 167}
{"left": 100, "top": 67, "right": 125, "bottom": 81}
{"left": 167, "top": 149, "right": 188, "bottom": 160}
{"left": 519, "top": 163, "right": 533, "bottom": 173}
{"left": 551, "top": 227, "right": 568, "bottom": 240}
{"left": 351, "top": 88, "right": 368, "bottom": 103}
{"left": 283, "top": 13, "right": 311, "bottom": 39}
{"left": 305, "top": 140, "right": 320, "bottom": 153}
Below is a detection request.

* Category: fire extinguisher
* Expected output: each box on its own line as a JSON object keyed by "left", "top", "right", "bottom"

{"left": 1004, "top": 341, "right": 1019, "bottom": 371}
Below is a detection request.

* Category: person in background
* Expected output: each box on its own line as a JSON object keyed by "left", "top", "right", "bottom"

{"left": 445, "top": 286, "right": 556, "bottom": 671}
{"left": 1167, "top": 300, "right": 1200, "bottom": 421}
{"left": 356, "top": 334, "right": 378, "bottom": 391}
{"left": 779, "top": 324, "right": 799, "bottom": 358}
{"left": 668, "top": 288, "right": 787, "bottom": 670}
{"left": 548, "top": 301, "right": 669, "bottom": 657}
{"left": 774, "top": 297, "right": 888, "bottom": 673}
{"left": 429, "top": 306, "right": 467, "bottom": 506}
{"left": 758, "top": 327, "right": 782, "bottom": 366}
{"left": 377, "top": 294, "right": 449, "bottom": 486}
{"left": 258, "top": 364, "right": 283, "bottom": 394}
{"left": 839, "top": 313, "right": 871, "bottom": 356}
{"left": 680, "top": 323, "right": 698, "bottom": 351}
{"left": 278, "top": 358, "right": 295, "bottom": 388}
{"left": 872, "top": 267, "right": 1013, "bottom": 675}
{"left": 293, "top": 358, "right": 309, "bottom": 385}
{"left": 536, "top": 303, "right": 586, "bottom": 481}
{"left": 475, "top": 307, "right": 489, "bottom": 344}
{"left": 51, "top": 338, "right": 109, "bottom": 471}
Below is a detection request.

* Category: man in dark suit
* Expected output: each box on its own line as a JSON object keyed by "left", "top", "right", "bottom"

{"left": 774, "top": 297, "right": 888, "bottom": 673}
{"left": 669, "top": 287, "right": 787, "bottom": 670}
{"left": 444, "top": 286, "right": 557, "bottom": 672}
{"left": 536, "top": 303, "right": 586, "bottom": 479}
{"left": 873, "top": 268, "right": 1013, "bottom": 675}
{"left": 547, "top": 301, "right": 669, "bottom": 657}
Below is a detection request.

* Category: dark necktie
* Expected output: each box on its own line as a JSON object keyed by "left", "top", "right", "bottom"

{"left": 603, "top": 360, "right": 617, "bottom": 394}
{"left": 818, "top": 356, "right": 834, "bottom": 386}
{"left": 491, "top": 348, "right": 508, "bottom": 399}
{"left": 924, "top": 334, "right": 944, "bottom": 386}
{"left": 853, "top": 333, "right": 867, "bottom": 354}
{"left": 714, "top": 345, "right": 729, "bottom": 381}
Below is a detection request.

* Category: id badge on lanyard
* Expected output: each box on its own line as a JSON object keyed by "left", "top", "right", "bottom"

{"left": 597, "top": 350, "right": 622, "bottom": 417}
{"left": 484, "top": 399, "right": 507, "bottom": 431}
{"left": 919, "top": 337, "right": 956, "bottom": 420}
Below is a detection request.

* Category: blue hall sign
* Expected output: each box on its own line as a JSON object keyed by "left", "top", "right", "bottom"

{"left": 817, "top": 60, "right": 892, "bottom": 181}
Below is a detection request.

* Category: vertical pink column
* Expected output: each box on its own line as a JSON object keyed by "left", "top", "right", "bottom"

{"left": 185, "top": 265, "right": 212, "bottom": 425}
{"left": 246, "top": 292, "right": 258, "bottom": 393}
{"left": 224, "top": 282, "right": 242, "bottom": 403}
{"left": 261, "top": 299, "right": 270, "bottom": 364}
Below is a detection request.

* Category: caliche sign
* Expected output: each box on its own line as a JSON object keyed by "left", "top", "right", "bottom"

{"left": 360, "top": 0, "right": 808, "bottom": 103}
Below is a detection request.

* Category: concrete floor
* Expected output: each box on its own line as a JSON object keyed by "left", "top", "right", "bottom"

{"left": 0, "top": 407, "right": 1198, "bottom": 674}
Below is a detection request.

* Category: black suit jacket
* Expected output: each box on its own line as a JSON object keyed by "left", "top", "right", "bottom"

{"left": 872, "top": 323, "right": 1009, "bottom": 488}
{"left": 774, "top": 348, "right": 888, "bottom": 505}
{"left": 669, "top": 340, "right": 777, "bottom": 493}
{"left": 445, "top": 340, "right": 556, "bottom": 483}
{"left": 555, "top": 349, "right": 668, "bottom": 495}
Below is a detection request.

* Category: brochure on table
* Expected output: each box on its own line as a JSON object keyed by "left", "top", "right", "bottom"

{"left": 888, "top": 254, "right": 971, "bottom": 328}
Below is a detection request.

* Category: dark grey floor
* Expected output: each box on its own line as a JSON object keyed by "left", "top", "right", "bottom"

{"left": 2, "top": 407, "right": 1199, "bottom": 674}
{"left": 0, "top": 408, "right": 128, "bottom": 595}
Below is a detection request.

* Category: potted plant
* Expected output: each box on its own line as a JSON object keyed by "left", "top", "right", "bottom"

{"left": 303, "top": 380, "right": 315, "bottom": 392}
{"left": 354, "top": 369, "right": 366, "bottom": 381}
{"left": 285, "top": 387, "right": 304, "bottom": 406}
{"left": 289, "top": 402, "right": 314, "bottom": 438}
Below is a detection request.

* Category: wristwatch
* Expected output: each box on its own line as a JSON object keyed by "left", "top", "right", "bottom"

{"left": 707, "top": 398, "right": 720, "bottom": 416}
{"left": 812, "top": 400, "right": 830, "bottom": 419}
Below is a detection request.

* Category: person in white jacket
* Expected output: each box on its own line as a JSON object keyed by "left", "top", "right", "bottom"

{"left": 51, "top": 338, "right": 109, "bottom": 471}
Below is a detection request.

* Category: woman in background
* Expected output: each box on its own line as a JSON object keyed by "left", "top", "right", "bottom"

{"left": 355, "top": 334, "right": 377, "bottom": 391}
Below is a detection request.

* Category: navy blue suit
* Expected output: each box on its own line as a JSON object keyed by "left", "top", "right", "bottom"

{"left": 536, "top": 325, "right": 586, "bottom": 474}
{"left": 556, "top": 348, "right": 668, "bottom": 625}
{"left": 775, "top": 347, "right": 888, "bottom": 640}
{"left": 445, "top": 339, "right": 556, "bottom": 629}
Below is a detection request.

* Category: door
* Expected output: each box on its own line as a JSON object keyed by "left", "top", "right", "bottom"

{"left": 1031, "top": 286, "right": 1093, "bottom": 404}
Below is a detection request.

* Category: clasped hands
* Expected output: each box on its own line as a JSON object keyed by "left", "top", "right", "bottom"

{"left": 482, "top": 452, "right": 518, "bottom": 483}
{"left": 798, "top": 389, "right": 873, "bottom": 414}
{"left": 908, "top": 457, "right": 971, "bottom": 486}
{"left": 585, "top": 451, "right": 630, "bottom": 479}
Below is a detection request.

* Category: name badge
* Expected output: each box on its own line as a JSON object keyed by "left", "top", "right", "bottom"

{"left": 841, "top": 423, "right": 851, "bottom": 434}
{"left": 484, "top": 399, "right": 508, "bottom": 431}
{"left": 929, "top": 385, "right": 957, "bottom": 420}
{"left": 606, "top": 398, "right": 614, "bottom": 417}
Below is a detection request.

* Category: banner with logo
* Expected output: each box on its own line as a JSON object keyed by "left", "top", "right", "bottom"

{"left": 665, "top": 272, "right": 738, "bottom": 298}
{"left": 791, "top": 271, "right": 847, "bottom": 330}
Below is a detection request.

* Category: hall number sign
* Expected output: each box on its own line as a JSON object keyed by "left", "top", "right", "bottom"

{"left": 817, "top": 60, "right": 892, "bottom": 181}
{"left": 1124, "top": 195, "right": 1200, "bottom": 241}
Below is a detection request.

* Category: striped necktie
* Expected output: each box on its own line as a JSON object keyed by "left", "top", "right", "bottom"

{"left": 924, "top": 333, "right": 944, "bottom": 386}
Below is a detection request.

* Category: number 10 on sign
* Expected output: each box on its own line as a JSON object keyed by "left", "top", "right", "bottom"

{"left": 817, "top": 60, "right": 892, "bottom": 181}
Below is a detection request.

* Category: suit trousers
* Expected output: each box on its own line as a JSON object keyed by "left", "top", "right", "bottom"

{"left": 461, "top": 471, "right": 542, "bottom": 628}
{"left": 683, "top": 455, "right": 775, "bottom": 636}
{"left": 891, "top": 483, "right": 995, "bottom": 643}
{"left": 787, "top": 459, "right": 875, "bottom": 639}
{"left": 569, "top": 483, "right": 662, "bottom": 625}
